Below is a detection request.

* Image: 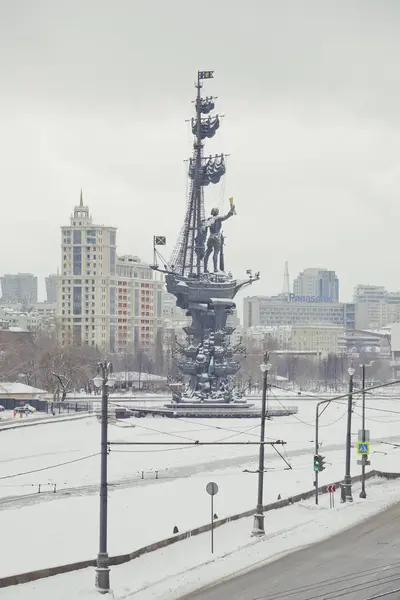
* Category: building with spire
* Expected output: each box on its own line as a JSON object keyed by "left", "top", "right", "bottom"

{"left": 57, "top": 191, "right": 117, "bottom": 350}
{"left": 281, "top": 261, "right": 290, "bottom": 299}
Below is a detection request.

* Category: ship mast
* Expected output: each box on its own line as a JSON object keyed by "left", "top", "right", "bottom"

{"left": 194, "top": 77, "right": 202, "bottom": 276}
{"left": 170, "top": 71, "right": 225, "bottom": 277}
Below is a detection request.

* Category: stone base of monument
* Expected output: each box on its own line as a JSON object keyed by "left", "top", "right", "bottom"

{"left": 163, "top": 401, "right": 298, "bottom": 419}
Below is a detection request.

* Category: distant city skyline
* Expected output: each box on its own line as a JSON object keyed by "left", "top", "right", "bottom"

{"left": 4, "top": 256, "right": 400, "bottom": 309}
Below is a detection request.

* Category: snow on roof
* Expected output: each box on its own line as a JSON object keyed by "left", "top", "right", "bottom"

{"left": 0, "top": 382, "right": 48, "bottom": 395}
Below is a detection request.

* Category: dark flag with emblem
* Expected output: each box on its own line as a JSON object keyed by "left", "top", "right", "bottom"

{"left": 154, "top": 236, "right": 166, "bottom": 246}
{"left": 198, "top": 71, "right": 214, "bottom": 80}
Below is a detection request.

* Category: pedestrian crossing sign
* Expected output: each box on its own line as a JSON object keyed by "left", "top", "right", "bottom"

{"left": 357, "top": 442, "right": 370, "bottom": 455}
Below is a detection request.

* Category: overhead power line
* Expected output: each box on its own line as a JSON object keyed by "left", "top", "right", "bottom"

{"left": 0, "top": 452, "right": 100, "bottom": 481}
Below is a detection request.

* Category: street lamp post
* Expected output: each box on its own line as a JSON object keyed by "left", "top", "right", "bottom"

{"left": 342, "top": 362, "right": 355, "bottom": 503}
{"left": 93, "top": 361, "right": 115, "bottom": 594}
{"left": 252, "top": 351, "right": 271, "bottom": 536}
{"left": 360, "top": 363, "right": 368, "bottom": 499}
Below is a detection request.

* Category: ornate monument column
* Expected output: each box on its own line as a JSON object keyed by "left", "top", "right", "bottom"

{"left": 153, "top": 71, "right": 259, "bottom": 404}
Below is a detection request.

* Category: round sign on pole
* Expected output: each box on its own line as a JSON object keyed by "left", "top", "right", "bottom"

{"left": 206, "top": 482, "right": 219, "bottom": 496}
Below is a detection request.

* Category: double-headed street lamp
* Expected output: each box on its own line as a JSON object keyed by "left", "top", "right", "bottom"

{"left": 359, "top": 362, "right": 373, "bottom": 499}
{"left": 342, "top": 362, "right": 355, "bottom": 503}
{"left": 93, "top": 361, "right": 115, "bottom": 594}
{"left": 252, "top": 351, "right": 272, "bottom": 537}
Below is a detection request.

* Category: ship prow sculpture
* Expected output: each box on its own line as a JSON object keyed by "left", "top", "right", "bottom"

{"left": 152, "top": 71, "right": 260, "bottom": 416}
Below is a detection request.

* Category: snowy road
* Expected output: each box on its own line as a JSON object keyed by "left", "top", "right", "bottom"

{"left": 182, "top": 498, "right": 400, "bottom": 600}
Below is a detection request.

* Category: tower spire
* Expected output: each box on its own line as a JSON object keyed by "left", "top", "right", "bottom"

{"left": 282, "top": 261, "right": 290, "bottom": 298}
{"left": 80, "top": 188, "right": 84, "bottom": 207}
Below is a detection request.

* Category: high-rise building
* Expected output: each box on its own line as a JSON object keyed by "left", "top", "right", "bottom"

{"left": 115, "top": 255, "right": 164, "bottom": 353}
{"left": 57, "top": 192, "right": 117, "bottom": 350}
{"left": 1, "top": 273, "right": 38, "bottom": 304}
{"left": 293, "top": 268, "right": 339, "bottom": 301}
{"left": 45, "top": 274, "right": 58, "bottom": 304}
{"left": 353, "top": 285, "right": 400, "bottom": 329}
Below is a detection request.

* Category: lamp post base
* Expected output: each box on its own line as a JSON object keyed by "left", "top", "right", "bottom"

{"left": 252, "top": 513, "right": 265, "bottom": 537}
{"left": 95, "top": 553, "right": 110, "bottom": 594}
{"left": 359, "top": 489, "right": 367, "bottom": 499}
{"left": 341, "top": 476, "right": 353, "bottom": 503}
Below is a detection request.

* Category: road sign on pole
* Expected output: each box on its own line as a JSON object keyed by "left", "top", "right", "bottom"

{"left": 358, "top": 430, "right": 370, "bottom": 442}
{"left": 327, "top": 484, "right": 336, "bottom": 508}
{"left": 206, "top": 482, "right": 218, "bottom": 496}
{"left": 356, "top": 442, "right": 370, "bottom": 455}
{"left": 206, "top": 482, "right": 219, "bottom": 554}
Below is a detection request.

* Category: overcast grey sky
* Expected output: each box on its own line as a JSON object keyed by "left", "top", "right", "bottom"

{"left": 0, "top": 0, "right": 399, "bottom": 301}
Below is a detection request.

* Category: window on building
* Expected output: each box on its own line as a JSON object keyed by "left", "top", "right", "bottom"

{"left": 73, "top": 247, "right": 82, "bottom": 275}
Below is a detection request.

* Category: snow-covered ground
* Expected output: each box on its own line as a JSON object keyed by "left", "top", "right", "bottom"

{"left": 3, "top": 477, "right": 400, "bottom": 600}
{"left": 0, "top": 390, "right": 400, "bottom": 592}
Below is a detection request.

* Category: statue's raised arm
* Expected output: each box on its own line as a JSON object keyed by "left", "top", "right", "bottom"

{"left": 219, "top": 204, "right": 235, "bottom": 222}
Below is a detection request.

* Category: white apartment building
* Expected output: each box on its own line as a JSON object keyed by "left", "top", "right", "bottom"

{"left": 291, "top": 324, "right": 345, "bottom": 354}
{"left": 57, "top": 193, "right": 117, "bottom": 350}
{"left": 353, "top": 285, "right": 388, "bottom": 329}
{"left": 353, "top": 285, "right": 400, "bottom": 329}
{"left": 245, "top": 325, "right": 292, "bottom": 349}
{"left": 243, "top": 296, "right": 355, "bottom": 330}
{"left": 115, "top": 255, "right": 164, "bottom": 353}
{"left": 244, "top": 324, "right": 344, "bottom": 354}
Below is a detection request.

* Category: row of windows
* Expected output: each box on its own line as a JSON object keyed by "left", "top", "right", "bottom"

{"left": 62, "top": 280, "right": 96, "bottom": 285}
{"left": 259, "top": 307, "right": 344, "bottom": 314}
{"left": 116, "top": 268, "right": 153, "bottom": 279}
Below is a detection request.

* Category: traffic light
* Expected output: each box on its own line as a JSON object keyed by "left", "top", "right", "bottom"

{"left": 313, "top": 454, "right": 326, "bottom": 472}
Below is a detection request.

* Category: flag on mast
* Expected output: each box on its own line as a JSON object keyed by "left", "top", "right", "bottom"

{"left": 198, "top": 71, "right": 214, "bottom": 80}
{"left": 154, "top": 236, "right": 166, "bottom": 246}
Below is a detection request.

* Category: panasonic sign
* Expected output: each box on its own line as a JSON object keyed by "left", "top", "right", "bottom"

{"left": 289, "top": 293, "right": 334, "bottom": 303}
